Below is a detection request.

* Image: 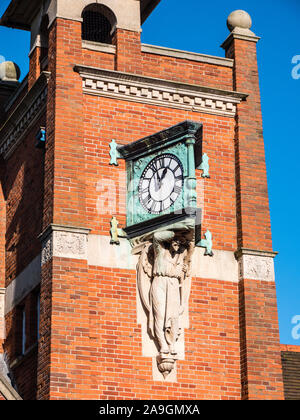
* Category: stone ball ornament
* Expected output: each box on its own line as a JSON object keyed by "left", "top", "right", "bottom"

{"left": 0, "top": 61, "right": 21, "bottom": 82}
{"left": 227, "top": 10, "right": 252, "bottom": 32}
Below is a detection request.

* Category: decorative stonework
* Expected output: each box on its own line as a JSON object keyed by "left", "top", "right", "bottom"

{"left": 241, "top": 255, "right": 275, "bottom": 282}
{"left": 41, "top": 225, "right": 90, "bottom": 265}
{"left": 75, "top": 66, "right": 247, "bottom": 118}
{"left": 236, "top": 250, "right": 276, "bottom": 282}
{"left": 132, "top": 220, "right": 195, "bottom": 379}
{"left": 0, "top": 72, "right": 50, "bottom": 159}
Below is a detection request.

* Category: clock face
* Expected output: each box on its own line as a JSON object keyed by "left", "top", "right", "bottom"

{"left": 138, "top": 153, "right": 184, "bottom": 215}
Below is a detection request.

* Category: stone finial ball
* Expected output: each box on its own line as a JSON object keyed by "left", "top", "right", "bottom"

{"left": 0, "top": 61, "right": 21, "bottom": 82}
{"left": 227, "top": 10, "right": 252, "bottom": 31}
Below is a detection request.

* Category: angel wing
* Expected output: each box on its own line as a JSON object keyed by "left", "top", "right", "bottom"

{"left": 135, "top": 242, "right": 153, "bottom": 314}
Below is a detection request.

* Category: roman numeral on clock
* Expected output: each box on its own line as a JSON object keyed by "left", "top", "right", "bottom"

{"left": 173, "top": 185, "right": 182, "bottom": 194}
{"left": 138, "top": 153, "right": 184, "bottom": 215}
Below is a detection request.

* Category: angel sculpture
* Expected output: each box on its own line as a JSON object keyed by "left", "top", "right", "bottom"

{"left": 133, "top": 220, "right": 195, "bottom": 378}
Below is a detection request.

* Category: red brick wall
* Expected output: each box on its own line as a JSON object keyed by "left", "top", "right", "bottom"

{"left": 281, "top": 345, "right": 300, "bottom": 353}
{"left": 38, "top": 260, "right": 241, "bottom": 400}
{"left": 82, "top": 48, "right": 115, "bottom": 70}
{"left": 0, "top": 163, "right": 5, "bottom": 300}
{"left": 4, "top": 121, "right": 45, "bottom": 284}
{"left": 4, "top": 290, "right": 39, "bottom": 400}
{"left": 226, "top": 39, "right": 272, "bottom": 252}
{"left": 1, "top": 12, "right": 284, "bottom": 400}
{"left": 141, "top": 53, "right": 233, "bottom": 90}
{"left": 83, "top": 95, "right": 237, "bottom": 250}
{"left": 28, "top": 47, "right": 42, "bottom": 91}
{"left": 114, "top": 29, "right": 142, "bottom": 74}
{"left": 224, "top": 37, "right": 284, "bottom": 399}
{"left": 0, "top": 111, "right": 44, "bottom": 397}
{"left": 43, "top": 19, "right": 86, "bottom": 230}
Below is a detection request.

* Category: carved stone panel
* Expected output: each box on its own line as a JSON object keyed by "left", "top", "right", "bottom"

{"left": 240, "top": 254, "right": 275, "bottom": 282}
{"left": 41, "top": 226, "right": 89, "bottom": 265}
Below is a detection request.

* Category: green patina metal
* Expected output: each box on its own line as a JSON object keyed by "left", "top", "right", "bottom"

{"left": 117, "top": 121, "right": 203, "bottom": 232}
{"left": 198, "top": 153, "right": 210, "bottom": 178}
{"left": 109, "top": 139, "right": 120, "bottom": 166}
{"left": 110, "top": 216, "right": 127, "bottom": 245}
{"left": 199, "top": 229, "right": 213, "bottom": 256}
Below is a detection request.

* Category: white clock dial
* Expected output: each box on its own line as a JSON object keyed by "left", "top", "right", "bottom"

{"left": 138, "top": 153, "right": 184, "bottom": 215}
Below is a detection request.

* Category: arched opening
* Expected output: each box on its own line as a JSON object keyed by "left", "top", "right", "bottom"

{"left": 81, "top": 4, "right": 117, "bottom": 44}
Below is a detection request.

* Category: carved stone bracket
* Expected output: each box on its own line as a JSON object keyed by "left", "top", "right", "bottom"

{"left": 40, "top": 225, "right": 90, "bottom": 265}
{"left": 132, "top": 219, "right": 195, "bottom": 379}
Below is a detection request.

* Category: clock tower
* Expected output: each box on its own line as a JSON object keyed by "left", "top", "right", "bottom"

{"left": 0, "top": 1, "right": 287, "bottom": 399}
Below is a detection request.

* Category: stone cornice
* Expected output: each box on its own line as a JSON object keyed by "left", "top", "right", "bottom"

{"left": 221, "top": 32, "right": 261, "bottom": 50}
{"left": 39, "top": 223, "right": 91, "bottom": 242}
{"left": 0, "top": 71, "right": 50, "bottom": 159}
{"left": 142, "top": 44, "right": 234, "bottom": 68}
{"left": 82, "top": 40, "right": 116, "bottom": 54}
{"left": 74, "top": 65, "right": 247, "bottom": 118}
{"left": 235, "top": 248, "right": 278, "bottom": 260}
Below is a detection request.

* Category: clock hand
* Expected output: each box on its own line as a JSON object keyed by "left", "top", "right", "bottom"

{"left": 154, "top": 172, "right": 161, "bottom": 192}
{"left": 160, "top": 168, "right": 168, "bottom": 182}
{"left": 157, "top": 168, "right": 168, "bottom": 189}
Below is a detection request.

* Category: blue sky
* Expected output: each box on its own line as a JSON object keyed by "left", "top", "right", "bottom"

{"left": 0, "top": 0, "right": 299, "bottom": 344}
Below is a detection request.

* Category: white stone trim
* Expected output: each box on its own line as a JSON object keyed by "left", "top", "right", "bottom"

{"left": 88, "top": 235, "right": 239, "bottom": 283}
{"left": 5, "top": 255, "right": 41, "bottom": 315}
{"left": 75, "top": 66, "right": 246, "bottom": 118}
{"left": 46, "top": 0, "right": 141, "bottom": 32}
{"left": 41, "top": 225, "right": 90, "bottom": 265}
{"left": 221, "top": 31, "right": 261, "bottom": 50}
{"left": 82, "top": 40, "right": 116, "bottom": 54}
{"left": 239, "top": 254, "right": 275, "bottom": 282}
{"left": 142, "top": 44, "right": 234, "bottom": 68}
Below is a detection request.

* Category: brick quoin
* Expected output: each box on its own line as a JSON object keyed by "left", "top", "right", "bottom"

{"left": 0, "top": 1, "right": 290, "bottom": 400}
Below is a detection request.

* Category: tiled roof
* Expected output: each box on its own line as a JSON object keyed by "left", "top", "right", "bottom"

{"left": 281, "top": 345, "right": 300, "bottom": 400}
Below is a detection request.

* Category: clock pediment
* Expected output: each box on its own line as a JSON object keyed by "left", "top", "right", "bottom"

{"left": 118, "top": 120, "right": 202, "bottom": 161}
